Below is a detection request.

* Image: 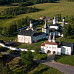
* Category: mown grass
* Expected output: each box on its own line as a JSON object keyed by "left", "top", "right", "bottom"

{"left": 0, "top": 1, "right": 74, "bottom": 27}
{"left": 56, "top": 37, "right": 74, "bottom": 43}
{"left": 17, "top": 39, "right": 47, "bottom": 50}
{"left": 54, "top": 55, "right": 74, "bottom": 66}
{"left": 0, "top": 35, "right": 17, "bottom": 42}
{"left": 32, "top": 52, "right": 47, "bottom": 60}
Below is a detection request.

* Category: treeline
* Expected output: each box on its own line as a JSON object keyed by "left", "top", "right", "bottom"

{"left": 60, "top": 0, "right": 74, "bottom": 2}
{"left": 63, "top": 16, "right": 74, "bottom": 38}
{"left": 0, "top": 0, "right": 74, "bottom": 5}
{"left": 0, "top": 7, "right": 39, "bottom": 19}
{"left": 0, "top": 16, "right": 35, "bottom": 36}
{"left": 0, "top": 0, "right": 59, "bottom": 5}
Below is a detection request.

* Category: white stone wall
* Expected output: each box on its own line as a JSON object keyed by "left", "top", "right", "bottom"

{"left": 32, "top": 34, "right": 47, "bottom": 43}
{"left": 41, "top": 44, "right": 61, "bottom": 55}
{"left": 61, "top": 46, "right": 72, "bottom": 55}
{"left": 56, "top": 48, "right": 61, "bottom": 55}
{"left": 18, "top": 35, "right": 25, "bottom": 43}
{"left": 18, "top": 35, "right": 32, "bottom": 44}
{"left": 49, "top": 26, "right": 59, "bottom": 30}
{"left": 0, "top": 43, "right": 35, "bottom": 52}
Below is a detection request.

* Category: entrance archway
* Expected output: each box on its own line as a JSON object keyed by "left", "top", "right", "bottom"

{"left": 53, "top": 51, "right": 56, "bottom": 54}
{"left": 47, "top": 50, "right": 51, "bottom": 54}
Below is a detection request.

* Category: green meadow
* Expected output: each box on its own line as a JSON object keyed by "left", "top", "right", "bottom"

{"left": 0, "top": 1, "right": 74, "bottom": 27}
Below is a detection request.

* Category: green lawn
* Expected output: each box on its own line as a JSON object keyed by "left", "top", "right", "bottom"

{"left": 55, "top": 55, "right": 74, "bottom": 66}
{"left": 56, "top": 37, "right": 74, "bottom": 43}
{"left": 32, "top": 52, "right": 47, "bottom": 60}
{"left": 17, "top": 39, "right": 47, "bottom": 51}
{"left": 0, "top": 1, "right": 74, "bottom": 27}
{"left": 0, "top": 35, "right": 17, "bottom": 42}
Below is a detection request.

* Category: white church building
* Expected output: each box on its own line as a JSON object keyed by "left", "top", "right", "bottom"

{"left": 17, "top": 21, "right": 47, "bottom": 44}
{"left": 41, "top": 32, "right": 73, "bottom": 55}
{"left": 42, "top": 17, "right": 65, "bottom": 37}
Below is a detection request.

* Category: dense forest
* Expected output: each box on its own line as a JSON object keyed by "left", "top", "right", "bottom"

{"left": 0, "top": 6, "right": 39, "bottom": 18}
{"left": 0, "top": 0, "right": 59, "bottom": 5}
{"left": 0, "top": 0, "right": 74, "bottom": 5}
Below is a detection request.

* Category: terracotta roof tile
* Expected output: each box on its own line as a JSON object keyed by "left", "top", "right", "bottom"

{"left": 45, "top": 41, "right": 58, "bottom": 45}
{"left": 41, "top": 43, "right": 45, "bottom": 46}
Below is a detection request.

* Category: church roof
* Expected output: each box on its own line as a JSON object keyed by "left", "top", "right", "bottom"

{"left": 33, "top": 32, "right": 45, "bottom": 36}
{"left": 45, "top": 41, "right": 58, "bottom": 45}
{"left": 41, "top": 43, "right": 45, "bottom": 46}
{"left": 61, "top": 42, "right": 73, "bottom": 47}
{"left": 18, "top": 29, "right": 45, "bottom": 36}
{"left": 18, "top": 29, "right": 34, "bottom": 36}
{"left": 41, "top": 41, "right": 58, "bottom": 46}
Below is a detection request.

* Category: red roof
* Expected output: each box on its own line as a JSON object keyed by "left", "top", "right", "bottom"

{"left": 41, "top": 43, "right": 45, "bottom": 46}
{"left": 41, "top": 41, "right": 58, "bottom": 46}
{"left": 45, "top": 41, "right": 58, "bottom": 45}
{"left": 40, "top": 17, "right": 45, "bottom": 18}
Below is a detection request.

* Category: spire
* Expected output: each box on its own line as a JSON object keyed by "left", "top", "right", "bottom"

{"left": 61, "top": 17, "right": 65, "bottom": 27}
{"left": 44, "top": 20, "right": 48, "bottom": 29}
{"left": 48, "top": 32, "right": 51, "bottom": 42}
{"left": 52, "top": 32, "right": 56, "bottom": 42}
{"left": 53, "top": 17, "right": 56, "bottom": 24}
{"left": 30, "top": 21, "right": 33, "bottom": 28}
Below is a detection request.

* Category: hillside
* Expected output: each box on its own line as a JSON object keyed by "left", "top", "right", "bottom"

{"left": 0, "top": 1, "right": 74, "bottom": 27}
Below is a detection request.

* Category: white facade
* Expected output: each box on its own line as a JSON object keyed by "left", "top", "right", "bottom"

{"left": 18, "top": 33, "right": 47, "bottom": 44}
{"left": 41, "top": 32, "right": 73, "bottom": 55}
{"left": 41, "top": 44, "right": 61, "bottom": 55}
{"left": 49, "top": 26, "right": 59, "bottom": 30}
{"left": 61, "top": 46, "right": 72, "bottom": 55}
{"left": 18, "top": 35, "right": 32, "bottom": 44}
{"left": 41, "top": 42, "right": 73, "bottom": 55}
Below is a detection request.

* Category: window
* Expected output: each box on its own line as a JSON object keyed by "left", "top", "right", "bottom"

{"left": 49, "top": 46, "right": 51, "bottom": 48}
{"left": 47, "top": 46, "right": 48, "bottom": 48}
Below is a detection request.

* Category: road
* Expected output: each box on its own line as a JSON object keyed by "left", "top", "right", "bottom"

{"left": 1, "top": 52, "right": 74, "bottom": 74}
{"left": 34, "top": 59, "right": 74, "bottom": 74}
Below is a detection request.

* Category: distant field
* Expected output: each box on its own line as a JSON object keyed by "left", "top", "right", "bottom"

{"left": 0, "top": 1, "right": 74, "bottom": 27}
{"left": 0, "top": 6, "right": 17, "bottom": 12}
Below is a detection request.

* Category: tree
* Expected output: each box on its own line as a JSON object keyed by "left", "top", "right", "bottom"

{"left": 63, "top": 24, "right": 74, "bottom": 38}
{"left": 21, "top": 51, "right": 33, "bottom": 67}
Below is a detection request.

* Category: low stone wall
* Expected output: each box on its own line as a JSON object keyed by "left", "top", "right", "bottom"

{"left": 0, "top": 43, "right": 35, "bottom": 52}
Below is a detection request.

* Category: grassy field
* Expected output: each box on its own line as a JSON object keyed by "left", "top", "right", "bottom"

{"left": 0, "top": 35, "right": 17, "bottom": 42}
{"left": 17, "top": 39, "right": 47, "bottom": 50}
{"left": 0, "top": 1, "right": 74, "bottom": 27}
{"left": 55, "top": 55, "right": 74, "bottom": 66}
{"left": 56, "top": 37, "right": 74, "bottom": 43}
